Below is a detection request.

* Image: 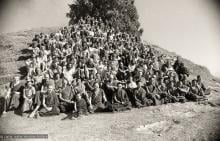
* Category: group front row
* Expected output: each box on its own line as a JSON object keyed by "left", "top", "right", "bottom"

{"left": 2, "top": 74, "right": 210, "bottom": 119}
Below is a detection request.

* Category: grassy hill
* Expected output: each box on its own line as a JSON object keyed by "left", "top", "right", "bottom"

{"left": 0, "top": 27, "right": 220, "bottom": 141}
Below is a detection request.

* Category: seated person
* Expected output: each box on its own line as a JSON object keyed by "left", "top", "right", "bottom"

{"left": 59, "top": 79, "right": 75, "bottom": 113}
{"left": 145, "top": 77, "right": 160, "bottom": 106}
{"left": 126, "top": 76, "right": 137, "bottom": 106}
{"left": 111, "top": 83, "right": 131, "bottom": 112}
{"left": 21, "top": 80, "right": 36, "bottom": 114}
{"left": 186, "top": 79, "right": 207, "bottom": 102}
{"left": 74, "top": 93, "right": 88, "bottom": 118}
{"left": 8, "top": 76, "right": 24, "bottom": 110}
{"left": 176, "top": 81, "right": 189, "bottom": 103}
{"left": 134, "top": 81, "right": 152, "bottom": 108}
{"left": 157, "top": 78, "right": 169, "bottom": 104}
{"left": 89, "top": 82, "right": 108, "bottom": 112}
{"left": 29, "top": 85, "right": 60, "bottom": 118}
{"left": 197, "top": 75, "right": 211, "bottom": 95}
{"left": 167, "top": 81, "right": 179, "bottom": 103}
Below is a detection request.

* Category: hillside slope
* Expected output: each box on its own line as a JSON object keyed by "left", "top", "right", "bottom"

{"left": 0, "top": 27, "right": 216, "bottom": 85}
{"left": 0, "top": 27, "right": 220, "bottom": 141}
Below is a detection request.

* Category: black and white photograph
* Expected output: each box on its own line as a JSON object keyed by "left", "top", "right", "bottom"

{"left": 0, "top": 0, "right": 220, "bottom": 140}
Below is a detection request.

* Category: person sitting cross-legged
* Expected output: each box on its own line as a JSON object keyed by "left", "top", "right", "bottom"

{"left": 186, "top": 79, "right": 207, "bottom": 102}
{"left": 58, "top": 79, "right": 75, "bottom": 113}
{"left": 89, "top": 82, "right": 109, "bottom": 113}
{"left": 29, "top": 85, "right": 60, "bottom": 118}
{"left": 111, "top": 83, "right": 132, "bottom": 112}
{"left": 134, "top": 81, "right": 152, "bottom": 108}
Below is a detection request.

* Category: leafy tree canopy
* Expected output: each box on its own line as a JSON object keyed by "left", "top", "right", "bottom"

{"left": 67, "top": 0, "right": 142, "bottom": 35}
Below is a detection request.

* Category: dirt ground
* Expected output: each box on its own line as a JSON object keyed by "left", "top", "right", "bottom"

{"left": 0, "top": 82, "right": 220, "bottom": 141}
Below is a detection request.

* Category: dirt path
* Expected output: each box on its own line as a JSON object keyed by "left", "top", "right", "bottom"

{"left": 0, "top": 100, "right": 219, "bottom": 141}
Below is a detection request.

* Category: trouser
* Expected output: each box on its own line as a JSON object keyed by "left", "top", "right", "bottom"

{"left": 59, "top": 102, "right": 75, "bottom": 113}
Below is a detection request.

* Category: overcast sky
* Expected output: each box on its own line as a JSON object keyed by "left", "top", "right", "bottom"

{"left": 0, "top": 0, "right": 219, "bottom": 77}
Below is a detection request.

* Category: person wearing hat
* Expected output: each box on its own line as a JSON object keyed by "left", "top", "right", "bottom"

{"left": 21, "top": 80, "right": 36, "bottom": 114}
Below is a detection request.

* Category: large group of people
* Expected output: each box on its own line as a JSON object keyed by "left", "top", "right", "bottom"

{"left": 1, "top": 16, "right": 211, "bottom": 119}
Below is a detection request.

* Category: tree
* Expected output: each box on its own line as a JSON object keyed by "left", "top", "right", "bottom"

{"left": 67, "top": 0, "right": 141, "bottom": 35}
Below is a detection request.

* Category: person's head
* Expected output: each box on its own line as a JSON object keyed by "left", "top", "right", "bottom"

{"left": 109, "top": 74, "right": 114, "bottom": 81}
{"left": 76, "top": 78, "right": 81, "bottom": 85}
{"left": 118, "top": 83, "right": 123, "bottom": 89}
{"left": 169, "top": 81, "right": 174, "bottom": 88}
{"left": 76, "top": 93, "right": 82, "bottom": 101}
{"left": 129, "top": 76, "right": 133, "bottom": 82}
{"left": 149, "top": 77, "right": 155, "bottom": 85}
{"left": 67, "top": 63, "right": 72, "bottom": 70}
{"left": 177, "top": 81, "right": 183, "bottom": 87}
{"left": 137, "top": 81, "right": 142, "bottom": 88}
{"left": 26, "top": 80, "right": 32, "bottom": 88}
{"left": 62, "top": 79, "right": 68, "bottom": 87}
{"left": 44, "top": 74, "right": 50, "bottom": 81}
{"left": 48, "top": 85, "right": 54, "bottom": 93}
{"left": 94, "top": 82, "right": 99, "bottom": 90}
{"left": 14, "top": 76, "right": 20, "bottom": 83}
{"left": 192, "top": 79, "right": 197, "bottom": 86}
{"left": 197, "top": 75, "right": 201, "bottom": 82}
{"left": 54, "top": 73, "right": 60, "bottom": 80}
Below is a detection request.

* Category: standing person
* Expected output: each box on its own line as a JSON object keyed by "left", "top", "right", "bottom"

{"left": 8, "top": 76, "right": 24, "bottom": 110}
{"left": 21, "top": 80, "right": 36, "bottom": 114}
{"left": 134, "top": 81, "right": 152, "bottom": 108}
{"left": 111, "top": 83, "right": 131, "bottom": 112}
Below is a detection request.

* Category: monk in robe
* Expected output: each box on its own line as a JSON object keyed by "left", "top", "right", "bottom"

{"left": 111, "top": 83, "right": 131, "bottom": 112}
{"left": 59, "top": 79, "right": 75, "bottom": 113}
{"left": 145, "top": 77, "right": 160, "bottom": 106}
{"left": 134, "top": 81, "right": 152, "bottom": 108}
{"left": 29, "top": 85, "right": 60, "bottom": 117}
{"left": 74, "top": 93, "right": 88, "bottom": 118}
{"left": 89, "top": 83, "right": 108, "bottom": 112}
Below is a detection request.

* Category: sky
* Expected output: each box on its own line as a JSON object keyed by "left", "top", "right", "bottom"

{"left": 0, "top": 0, "right": 219, "bottom": 77}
